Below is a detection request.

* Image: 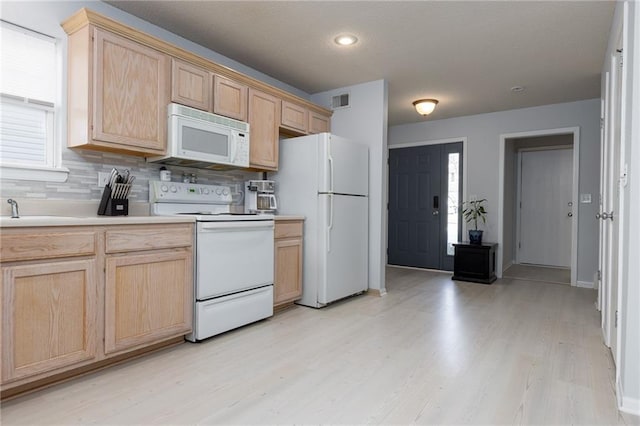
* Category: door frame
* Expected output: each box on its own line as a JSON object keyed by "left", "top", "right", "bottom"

{"left": 498, "top": 127, "right": 580, "bottom": 286}
{"left": 387, "top": 137, "right": 468, "bottom": 268}
{"left": 601, "top": 30, "right": 626, "bottom": 367}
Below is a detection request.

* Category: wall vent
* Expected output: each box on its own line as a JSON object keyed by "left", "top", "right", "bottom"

{"left": 331, "top": 93, "right": 350, "bottom": 110}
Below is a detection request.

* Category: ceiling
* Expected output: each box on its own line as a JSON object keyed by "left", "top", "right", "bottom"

{"left": 106, "top": 1, "right": 615, "bottom": 126}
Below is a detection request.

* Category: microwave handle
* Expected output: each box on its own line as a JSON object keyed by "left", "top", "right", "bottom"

{"left": 229, "top": 135, "right": 237, "bottom": 162}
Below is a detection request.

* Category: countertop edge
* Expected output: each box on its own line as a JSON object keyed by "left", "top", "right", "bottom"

{"left": 0, "top": 216, "right": 196, "bottom": 228}
{"left": 274, "top": 215, "right": 306, "bottom": 221}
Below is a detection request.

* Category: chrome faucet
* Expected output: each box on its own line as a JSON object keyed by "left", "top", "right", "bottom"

{"left": 7, "top": 199, "right": 19, "bottom": 218}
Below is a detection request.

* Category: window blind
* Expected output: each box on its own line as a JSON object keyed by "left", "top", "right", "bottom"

{"left": 0, "top": 21, "right": 56, "bottom": 167}
{"left": 0, "top": 22, "right": 56, "bottom": 104}
{"left": 0, "top": 101, "right": 49, "bottom": 164}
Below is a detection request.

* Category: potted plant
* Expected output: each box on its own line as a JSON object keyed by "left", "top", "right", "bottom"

{"left": 462, "top": 199, "right": 487, "bottom": 244}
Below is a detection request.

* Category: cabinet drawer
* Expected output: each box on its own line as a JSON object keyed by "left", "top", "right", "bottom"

{"left": 105, "top": 224, "right": 193, "bottom": 253}
{"left": 1, "top": 231, "right": 96, "bottom": 262}
{"left": 274, "top": 221, "right": 303, "bottom": 239}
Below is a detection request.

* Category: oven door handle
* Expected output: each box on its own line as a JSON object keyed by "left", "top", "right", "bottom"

{"left": 199, "top": 221, "right": 274, "bottom": 231}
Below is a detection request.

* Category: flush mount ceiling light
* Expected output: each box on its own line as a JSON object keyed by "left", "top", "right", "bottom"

{"left": 334, "top": 34, "right": 358, "bottom": 46}
{"left": 413, "top": 99, "right": 439, "bottom": 116}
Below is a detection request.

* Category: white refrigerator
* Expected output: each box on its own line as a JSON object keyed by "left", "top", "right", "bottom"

{"left": 273, "top": 133, "right": 369, "bottom": 308}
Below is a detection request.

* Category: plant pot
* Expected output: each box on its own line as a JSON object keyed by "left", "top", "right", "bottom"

{"left": 469, "top": 230, "right": 483, "bottom": 245}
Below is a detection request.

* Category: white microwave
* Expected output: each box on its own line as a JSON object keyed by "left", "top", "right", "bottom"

{"left": 147, "top": 103, "right": 250, "bottom": 168}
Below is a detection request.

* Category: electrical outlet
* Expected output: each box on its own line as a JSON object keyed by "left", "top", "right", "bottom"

{"left": 98, "top": 172, "right": 111, "bottom": 188}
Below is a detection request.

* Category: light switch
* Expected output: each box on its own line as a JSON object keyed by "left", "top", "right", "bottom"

{"left": 580, "top": 193, "right": 592, "bottom": 204}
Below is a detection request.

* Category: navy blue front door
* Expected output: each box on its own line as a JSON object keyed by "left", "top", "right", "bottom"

{"left": 388, "top": 142, "right": 462, "bottom": 271}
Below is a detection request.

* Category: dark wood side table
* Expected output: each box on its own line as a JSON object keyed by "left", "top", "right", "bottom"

{"left": 452, "top": 242, "right": 497, "bottom": 284}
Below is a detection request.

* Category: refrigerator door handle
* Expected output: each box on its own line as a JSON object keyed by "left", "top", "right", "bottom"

{"left": 327, "top": 194, "right": 334, "bottom": 252}
{"left": 328, "top": 154, "right": 334, "bottom": 193}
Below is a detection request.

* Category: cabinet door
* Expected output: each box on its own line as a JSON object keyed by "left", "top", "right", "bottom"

{"left": 1, "top": 260, "right": 97, "bottom": 383}
{"left": 309, "top": 111, "right": 331, "bottom": 134}
{"left": 274, "top": 238, "right": 303, "bottom": 307}
{"left": 171, "top": 58, "right": 210, "bottom": 111}
{"left": 213, "top": 75, "right": 248, "bottom": 121}
{"left": 93, "top": 28, "right": 170, "bottom": 153}
{"left": 248, "top": 88, "right": 280, "bottom": 170}
{"left": 104, "top": 250, "right": 192, "bottom": 355}
{"left": 281, "top": 100, "right": 308, "bottom": 134}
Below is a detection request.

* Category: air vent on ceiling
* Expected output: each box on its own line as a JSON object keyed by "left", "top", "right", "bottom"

{"left": 331, "top": 93, "right": 350, "bottom": 110}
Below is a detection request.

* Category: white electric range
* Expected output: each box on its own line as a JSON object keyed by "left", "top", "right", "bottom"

{"left": 149, "top": 180, "right": 274, "bottom": 342}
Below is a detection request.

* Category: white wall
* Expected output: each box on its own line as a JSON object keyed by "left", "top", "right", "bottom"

{"left": 604, "top": 0, "right": 640, "bottom": 415}
{"left": 311, "top": 80, "right": 389, "bottom": 293}
{"left": 389, "top": 99, "right": 600, "bottom": 283}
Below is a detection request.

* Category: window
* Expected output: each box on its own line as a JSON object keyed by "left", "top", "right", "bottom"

{"left": 0, "top": 21, "right": 67, "bottom": 181}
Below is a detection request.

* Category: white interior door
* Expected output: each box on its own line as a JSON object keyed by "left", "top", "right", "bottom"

{"left": 603, "top": 48, "right": 623, "bottom": 363}
{"left": 518, "top": 149, "right": 573, "bottom": 267}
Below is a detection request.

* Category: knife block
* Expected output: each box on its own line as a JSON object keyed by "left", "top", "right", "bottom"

{"left": 97, "top": 186, "right": 129, "bottom": 216}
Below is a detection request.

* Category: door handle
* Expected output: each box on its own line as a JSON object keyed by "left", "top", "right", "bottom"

{"left": 601, "top": 211, "right": 614, "bottom": 221}
{"left": 567, "top": 212, "right": 573, "bottom": 217}
{"left": 433, "top": 195, "right": 439, "bottom": 209}
{"left": 432, "top": 211, "right": 439, "bottom": 216}
{"left": 596, "top": 213, "right": 601, "bottom": 219}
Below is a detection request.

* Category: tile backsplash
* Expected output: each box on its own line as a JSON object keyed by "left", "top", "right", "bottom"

{"left": 0, "top": 147, "right": 258, "bottom": 204}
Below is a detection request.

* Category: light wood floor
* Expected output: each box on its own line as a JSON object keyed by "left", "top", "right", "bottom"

{"left": 2, "top": 267, "right": 636, "bottom": 425}
{"left": 503, "top": 263, "right": 571, "bottom": 285}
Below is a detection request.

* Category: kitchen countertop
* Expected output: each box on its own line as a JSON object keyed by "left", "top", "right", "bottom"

{"left": 0, "top": 215, "right": 195, "bottom": 228}
{"left": 0, "top": 199, "right": 195, "bottom": 227}
{"left": 274, "top": 215, "right": 305, "bottom": 221}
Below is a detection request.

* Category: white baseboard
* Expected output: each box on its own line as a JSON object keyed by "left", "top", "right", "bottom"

{"left": 577, "top": 280, "right": 595, "bottom": 289}
{"left": 502, "top": 260, "right": 513, "bottom": 273}
{"left": 618, "top": 379, "right": 640, "bottom": 416}
{"left": 367, "top": 288, "right": 388, "bottom": 297}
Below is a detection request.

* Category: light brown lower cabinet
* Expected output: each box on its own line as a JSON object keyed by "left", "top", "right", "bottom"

{"left": 0, "top": 223, "right": 193, "bottom": 397}
{"left": 104, "top": 250, "right": 192, "bottom": 355}
{"left": 273, "top": 220, "right": 303, "bottom": 309}
{"left": 1, "top": 259, "right": 98, "bottom": 383}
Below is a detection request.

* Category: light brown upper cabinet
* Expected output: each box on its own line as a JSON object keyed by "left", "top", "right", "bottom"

{"left": 281, "top": 100, "right": 308, "bottom": 134}
{"left": 248, "top": 88, "right": 280, "bottom": 170}
{"left": 67, "top": 26, "right": 170, "bottom": 156}
{"left": 213, "top": 75, "right": 248, "bottom": 121}
{"left": 309, "top": 111, "right": 331, "bottom": 134}
{"left": 171, "top": 58, "right": 210, "bottom": 111}
{"left": 63, "top": 8, "right": 332, "bottom": 159}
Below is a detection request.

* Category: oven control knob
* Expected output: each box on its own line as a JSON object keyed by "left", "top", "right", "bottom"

{"left": 160, "top": 184, "right": 168, "bottom": 192}
{"left": 170, "top": 186, "right": 177, "bottom": 193}
{"left": 215, "top": 188, "right": 222, "bottom": 195}
{"left": 203, "top": 188, "right": 210, "bottom": 195}
{"left": 223, "top": 188, "right": 230, "bottom": 196}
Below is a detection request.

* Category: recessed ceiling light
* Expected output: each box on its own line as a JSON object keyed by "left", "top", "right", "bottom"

{"left": 511, "top": 86, "right": 525, "bottom": 92}
{"left": 334, "top": 34, "right": 358, "bottom": 46}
